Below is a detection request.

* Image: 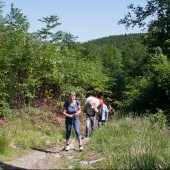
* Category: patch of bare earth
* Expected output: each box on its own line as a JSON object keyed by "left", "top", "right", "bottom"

{"left": 0, "top": 106, "right": 103, "bottom": 169}
{"left": 1, "top": 138, "right": 92, "bottom": 169}
{"left": 0, "top": 111, "right": 94, "bottom": 169}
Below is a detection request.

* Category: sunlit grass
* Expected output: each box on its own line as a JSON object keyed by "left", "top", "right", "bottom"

{"left": 0, "top": 134, "right": 9, "bottom": 155}
{"left": 84, "top": 116, "right": 170, "bottom": 169}
{"left": 0, "top": 107, "right": 65, "bottom": 161}
{"left": 1, "top": 108, "right": 170, "bottom": 169}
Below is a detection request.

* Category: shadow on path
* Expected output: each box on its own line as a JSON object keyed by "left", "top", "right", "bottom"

{"left": 31, "top": 147, "right": 56, "bottom": 154}
{"left": 31, "top": 147, "right": 65, "bottom": 154}
{"left": 0, "top": 162, "right": 27, "bottom": 170}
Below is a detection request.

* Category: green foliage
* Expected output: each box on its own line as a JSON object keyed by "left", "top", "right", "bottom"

{"left": 0, "top": 1, "right": 111, "bottom": 109}
{"left": 122, "top": 42, "right": 148, "bottom": 78}
{"left": 55, "top": 45, "right": 109, "bottom": 98}
{"left": 147, "top": 109, "right": 167, "bottom": 129}
{"left": 119, "top": 0, "right": 170, "bottom": 57}
{"left": 119, "top": 0, "right": 170, "bottom": 32}
{"left": 0, "top": 100, "right": 12, "bottom": 118}
{"left": 37, "top": 15, "right": 62, "bottom": 42}
{"left": 5, "top": 3, "right": 29, "bottom": 31}
{"left": 85, "top": 33, "right": 144, "bottom": 49}
{"left": 83, "top": 33, "right": 148, "bottom": 102}
{"left": 150, "top": 48, "right": 170, "bottom": 94}
{"left": 0, "top": 0, "right": 169, "bottom": 117}
{"left": 122, "top": 49, "right": 170, "bottom": 114}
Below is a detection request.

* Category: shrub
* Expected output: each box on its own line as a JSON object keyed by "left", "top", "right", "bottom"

{"left": 0, "top": 100, "right": 12, "bottom": 119}
{"left": 147, "top": 109, "right": 167, "bottom": 129}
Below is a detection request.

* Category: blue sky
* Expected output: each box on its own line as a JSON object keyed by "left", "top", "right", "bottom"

{"left": 3, "top": 0, "right": 147, "bottom": 42}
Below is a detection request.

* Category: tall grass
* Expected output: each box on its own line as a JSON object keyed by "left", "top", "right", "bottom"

{"left": 84, "top": 116, "right": 170, "bottom": 169}
{"left": 0, "top": 107, "right": 65, "bottom": 161}
{"left": 0, "top": 134, "right": 9, "bottom": 155}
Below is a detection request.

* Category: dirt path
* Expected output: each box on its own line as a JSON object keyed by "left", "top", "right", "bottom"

{"left": 1, "top": 138, "right": 91, "bottom": 169}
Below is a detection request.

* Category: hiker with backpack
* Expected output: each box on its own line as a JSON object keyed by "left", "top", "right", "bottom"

{"left": 107, "top": 103, "right": 116, "bottom": 121}
{"left": 97, "top": 103, "right": 109, "bottom": 128}
{"left": 84, "top": 100, "right": 98, "bottom": 138}
{"left": 62, "top": 91, "right": 83, "bottom": 151}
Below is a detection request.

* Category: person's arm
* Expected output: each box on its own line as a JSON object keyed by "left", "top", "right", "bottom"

{"left": 94, "top": 107, "right": 98, "bottom": 113}
{"left": 74, "top": 105, "right": 81, "bottom": 117}
{"left": 63, "top": 107, "right": 74, "bottom": 118}
{"left": 106, "top": 111, "right": 109, "bottom": 121}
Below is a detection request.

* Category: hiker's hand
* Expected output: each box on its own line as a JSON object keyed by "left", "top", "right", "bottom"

{"left": 74, "top": 112, "right": 79, "bottom": 117}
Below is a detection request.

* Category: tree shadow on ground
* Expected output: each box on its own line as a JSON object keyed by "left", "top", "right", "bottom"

{"left": 0, "top": 162, "right": 27, "bottom": 170}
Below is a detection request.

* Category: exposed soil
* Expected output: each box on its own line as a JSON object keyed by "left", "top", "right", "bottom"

{"left": 1, "top": 138, "right": 92, "bottom": 170}
{"left": 0, "top": 104, "right": 103, "bottom": 169}
{"left": 0, "top": 111, "right": 97, "bottom": 170}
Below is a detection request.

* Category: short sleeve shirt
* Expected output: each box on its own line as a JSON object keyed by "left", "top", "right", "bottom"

{"left": 86, "top": 107, "right": 95, "bottom": 116}
{"left": 64, "top": 100, "right": 80, "bottom": 115}
{"left": 97, "top": 104, "right": 109, "bottom": 118}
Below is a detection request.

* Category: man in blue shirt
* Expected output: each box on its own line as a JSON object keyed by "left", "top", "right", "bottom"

{"left": 97, "top": 103, "right": 109, "bottom": 128}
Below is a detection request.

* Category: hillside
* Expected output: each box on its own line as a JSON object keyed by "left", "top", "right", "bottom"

{"left": 1, "top": 110, "right": 170, "bottom": 169}
{"left": 83, "top": 33, "right": 144, "bottom": 49}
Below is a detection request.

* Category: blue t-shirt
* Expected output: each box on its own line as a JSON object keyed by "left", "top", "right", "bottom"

{"left": 64, "top": 100, "right": 80, "bottom": 115}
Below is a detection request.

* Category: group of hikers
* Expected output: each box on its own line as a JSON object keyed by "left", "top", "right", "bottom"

{"left": 62, "top": 91, "right": 116, "bottom": 151}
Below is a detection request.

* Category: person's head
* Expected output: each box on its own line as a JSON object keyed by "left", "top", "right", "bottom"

{"left": 68, "top": 91, "right": 76, "bottom": 100}
{"left": 86, "top": 92, "right": 93, "bottom": 98}
{"left": 87, "top": 100, "right": 93, "bottom": 108}
{"left": 97, "top": 92, "right": 103, "bottom": 99}
{"left": 107, "top": 104, "right": 113, "bottom": 110}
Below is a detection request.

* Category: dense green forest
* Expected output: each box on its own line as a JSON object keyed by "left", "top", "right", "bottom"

{"left": 0, "top": 0, "right": 170, "bottom": 121}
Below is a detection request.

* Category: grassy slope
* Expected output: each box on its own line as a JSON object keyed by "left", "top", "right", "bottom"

{"left": 0, "top": 107, "right": 65, "bottom": 161}
{"left": 82, "top": 116, "right": 170, "bottom": 169}
{"left": 0, "top": 107, "right": 170, "bottom": 169}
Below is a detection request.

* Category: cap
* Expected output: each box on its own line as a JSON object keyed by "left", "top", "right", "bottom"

{"left": 99, "top": 99, "right": 104, "bottom": 106}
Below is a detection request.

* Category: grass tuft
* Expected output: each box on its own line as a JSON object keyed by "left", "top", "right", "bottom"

{"left": 83, "top": 116, "right": 170, "bottom": 169}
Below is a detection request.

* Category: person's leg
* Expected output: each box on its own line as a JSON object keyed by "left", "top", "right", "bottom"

{"left": 102, "top": 120, "right": 106, "bottom": 126}
{"left": 108, "top": 113, "right": 111, "bottom": 121}
{"left": 86, "top": 117, "right": 90, "bottom": 137}
{"left": 73, "top": 118, "right": 81, "bottom": 139}
{"left": 98, "top": 120, "right": 102, "bottom": 128}
{"left": 91, "top": 116, "right": 95, "bottom": 135}
{"left": 65, "top": 119, "right": 72, "bottom": 150}
{"left": 98, "top": 116, "right": 102, "bottom": 128}
{"left": 73, "top": 118, "right": 83, "bottom": 150}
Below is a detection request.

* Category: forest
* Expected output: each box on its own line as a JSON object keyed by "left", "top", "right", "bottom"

{"left": 0, "top": 0, "right": 170, "bottom": 169}
{"left": 0, "top": 1, "right": 169, "bottom": 120}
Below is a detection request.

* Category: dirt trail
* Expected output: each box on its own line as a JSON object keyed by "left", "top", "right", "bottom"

{"left": 1, "top": 138, "right": 91, "bottom": 169}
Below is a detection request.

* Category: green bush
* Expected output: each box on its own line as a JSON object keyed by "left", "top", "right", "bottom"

{"left": 147, "top": 109, "right": 167, "bottom": 129}
{"left": 0, "top": 100, "right": 12, "bottom": 119}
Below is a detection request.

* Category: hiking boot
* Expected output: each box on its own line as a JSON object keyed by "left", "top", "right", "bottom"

{"left": 79, "top": 145, "right": 84, "bottom": 151}
{"left": 65, "top": 145, "right": 70, "bottom": 151}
